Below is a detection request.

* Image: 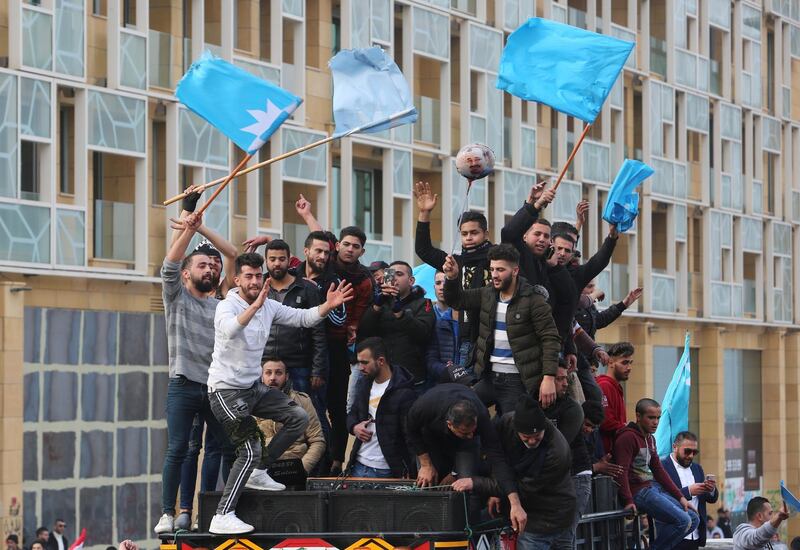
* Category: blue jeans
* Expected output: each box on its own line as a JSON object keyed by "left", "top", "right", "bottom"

{"left": 350, "top": 461, "right": 392, "bottom": 478}
{"left": 288, "top": 366, "right": 332, "bottom": 442}
{"left": 179, "top": 413, "right": 227, "bottom": 509}
{"left": 634, "top": 483, "right": 700, "bottom": 550}
{"left": 516, "top": 530, "right": 558, "bottom": 550}
{"left": 473, "top": 371, "right": 526, "bottom": 415}
{"left": 346, "top": 364, "right": 362, "bottom": 413}
{"left": 162, "top": 376, "right": 232, "bottom": 515}
{"left": 551, "top": 473, "right": 593, "bottom": 549}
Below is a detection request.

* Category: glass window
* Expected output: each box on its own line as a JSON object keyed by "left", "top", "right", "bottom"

{"left": 20, "top": 141, "right": 41, "bottom": 201}
{"left": 79, "top": 487, "right": 113, "bottom": 545}
{"left": 354, "top": 168, "right": 382, "bottom": 240}
{"left": 55, "top": 0, "right": 85, "bottom": 77}
{"left": 80, "top": 430, "right": 114, "bottom": 477}
{"left": 119, "top": 313, "right": 151, "bottom": 366}
{"left": 0, "top": 203, "right": 51, "bottom": 263}
{"left": 24, "top": 307, "right": 42, "bottom": 363}
{"left": 42, "top": 432, "right": 76, "bottom": 480}
{"left": 24, "top": 372, "right": 39, "bottom": 422}
{"left": 83, "top": 311, "right": 118, "bottom": 364}
{"left": 118, "top": 372, "right": 149, "bottom": 420}
{"left": 117, "top": 429, "right": 148, "bottom": 477}
{"left": 23, "top": 491, "right": 37, "bottom": 544}
{"left": 82, "top": 373, "right": 116, "bottom": 422}
{"left": 152, "top": 315, "right": 168, "bottom": 366}
{"left": 150, "top": 427, "right": 168, "bottom": 475}
{"left": 43, "top": 371, "right": 78, "bottom": 422}
{"left": 41, "top": 489, "right": 75, "bottom": 534}
{"left": 23, "top": 432, "right": 37, "bottom": 481}
{"left": 59, "top": 106, "right": 74, "bottom": 195}
{"left": 116, "top": 483, "right": 148, "bottom": 541}
{"left": 45, "top": 309, "right": 81, "bottom": 365}
{"left": 151, "top": 372, "right": 169, "bottom": 421}
{"left": 724, "top": 349, "right": 762, "bottom": 494}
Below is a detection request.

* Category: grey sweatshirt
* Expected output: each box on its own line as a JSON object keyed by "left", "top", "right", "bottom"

{"left": 732, "top": 521, "right": 778, "bottom": 549}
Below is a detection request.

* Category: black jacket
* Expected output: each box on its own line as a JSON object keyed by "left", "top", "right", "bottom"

{"left": 346, "top": 364, "right": 418, "bottom": 477}
{"left": 406, "top": 384, "right": 518, "bottom": 496}
{"left": 542, "top": 395, "right": 588, "bottom": 475}
{"left": 472, "top": 413, "right": 576, "bottom": 534}
{"left": 500, "top": 203, "right": 577, "bottom": 351}
{"left": 567, "top": 235, "right": 618, "bottom": 292}
{"left": 415, "top": 220, "right": 492, "bottom": 344}
{"left": 293, "top": 260, "right": 347, "bottom": 333}
{"left": 357, "top": 286, "right": 435, "bottom": 383}
{"left": 45, "top": 534, "right": 68, "bottom": 550}
{"left": 263, "top": 277, "right": 329, "bottom": 380}
{"left": 661, "top": 457, "right": 719, "bottom": 547}
{"left": 575, "top": 300, "right": 627, "bottom": 339}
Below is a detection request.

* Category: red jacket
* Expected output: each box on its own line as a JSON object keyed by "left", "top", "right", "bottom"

{"left": 597, "top": 374, "right": 626, "bottom": 454}
{"left": 612, "top": 422, "right": 683, "bottom": 505}
{"left": 328, "top": 255, "right": 375, "bottom": 343}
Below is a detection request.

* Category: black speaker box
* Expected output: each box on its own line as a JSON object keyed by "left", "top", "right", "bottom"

{"left": 198, "top": 491, "right": 327, "bottom": 533}
{"left": 327, "top": 490, "right": 467, "bottom": 532}
{"left": 592, "top": 475, "right": 619, "bottom": 513}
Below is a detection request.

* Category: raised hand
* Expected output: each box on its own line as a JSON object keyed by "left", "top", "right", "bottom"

{"left": 413, "top": 181, "right": 439, "bottom": 213}
{"left": 182, "top": 184, "right": 203, "bottom": 213}
{"left": 252, "top": 279, "right": 270, "bottom": 309}
{"left": 295, "top": 193, "right": 312, "bottom": 218}
{"left": 623, "top": 287, "right": 643, "bottom": 307}
{"left": 326, "top": 280, "right": 355, "bottom": 308}
{"left": 184, "top": 212, "right": 203, "bottom": 232}
{"left": 443, "top": 255, "right": 459, "bottom": 280}
{"left": 575, "top": 199, "right": 589, "bottom": 229}
{"left": 242, "top": 234, "right": 272, "bottom": 253}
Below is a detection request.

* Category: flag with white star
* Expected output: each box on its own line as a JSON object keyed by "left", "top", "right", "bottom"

{"left": 176, "top": 52, "right": 302, "bottom": 154}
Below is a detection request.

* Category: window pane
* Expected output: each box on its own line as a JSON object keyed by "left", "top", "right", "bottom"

{"left": 24, "top": 372, "right": 39, "bottom": 422}
{"left": 117, "top": 484, "right": 148, "bottom": 543}
{"left": 22, "top": 9, "right": 53, "bottom": 71}
{"left": 55, "top": 209, "right": 86, "bottom": 266}
{"left": 20, "top": 78, "right": 51, "bottom": 138}
{"left": 82, "top": 373, "right": 116, "bottom": 422}
{"left": 42, "top": 432, "right": 76, "bottom": 480}
{"left": 118, "top": 372, "right": 149, "bottom": 421}
{"left": 55, "top": 0, "right": 85, "bottom": 76}
{"left": 45, "top": 309, "right": 81, "bottom": 365}
{"left": 80, "top": 430, "right": 114, "bottom": 478}
{"left": 120, "top": 31, "right": 147, "bottom": 90}
{"left": 88, "top": 91, "right": 146, "bottom": 153}
{"left": 0, "top": 73, "right": 18, "bottom": 198}
{"left": 80, "top": 487, "right": 113, "bottom": 545}
{"left": 23, "top": 432, "right": 38, "bottom": 481}
{"left": 43, "top": 372, "right": 78, "bottom": 421}
{"left": 118, "top": 313, "right": 150, "bottom": 366}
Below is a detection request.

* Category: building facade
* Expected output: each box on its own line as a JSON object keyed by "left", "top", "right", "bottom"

{"left": 1, "top": 0, "right": 800, "bottom": 546}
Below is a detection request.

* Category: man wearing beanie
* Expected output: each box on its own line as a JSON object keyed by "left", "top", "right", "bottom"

{"left": 453, "top": 394, "right": 576, "bottom": 549}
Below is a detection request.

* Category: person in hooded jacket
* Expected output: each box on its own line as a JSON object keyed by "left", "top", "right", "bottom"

{"left": 453, "top": 394, "right": 576, "bottom": 549}
{"left": 357, "top": 261, "right": 435, "bottom": 391}
{"left": 346, "top": 337, "right": 417, "bottom": 478}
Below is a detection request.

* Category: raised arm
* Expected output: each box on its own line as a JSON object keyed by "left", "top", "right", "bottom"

{"left": 413, "top": 181, "right": 448, "bottom": 269}
{"left": 500, "top": 183, "right": 554, "bottom": 245}
{"left": 295, "top": 193, "right": 323, "bottom": 232}
{"left": 441, "top": 255, "right": 483, "bottom": 311}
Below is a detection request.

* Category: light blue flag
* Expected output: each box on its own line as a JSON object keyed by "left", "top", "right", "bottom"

{"left": 655, "top": 333, "right": 692, "bottom": 457}
{"left": 602, "top": 160, "right": 654, "bottom": 232}
{"left": 781, "top": 481, "right": 800, "bottom": 512}
{"left": 497, "top": 18, "right": 634, "bottom": 123}
{"left": 176, "top": 52, "right": 302, "bottom": 154}
{"left": 413, "top": 263, "right": 437, "bottom": 301}
{"left": 329, "top": 47, "right": 417, "bottom": 136}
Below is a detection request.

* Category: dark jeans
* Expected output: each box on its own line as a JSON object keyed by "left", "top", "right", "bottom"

{"left": 288, "top": 366, "right": 332, "bottom": 441}
{"left": 473, "top": 371, "right": 526, "bottom": 415}
{"left": 179, "top": 413, "right": 233, "bottom": 509}
{"left": 326, "top": 340, "right": 349, "bottom": 462}
{"left": 162, "top": 376, "right": 232, "bottom": 515}
{"left": 635, "top": 483, "right": 700, "bottom": 550}
{"left": 577, "top": 354, "right": 603, "bottom": 404}
{"left": 551, "top": 473, "right": 593, "bottom": 549}
{"left": 351, "top": 461, "right": 392, "bottom": 478}
{"left": 209, "top": 382, "right": 309, "bottom": 515}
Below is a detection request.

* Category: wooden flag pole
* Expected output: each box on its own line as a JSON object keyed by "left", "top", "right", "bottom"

{"left": 163, "top": 106, "right": 415, "bottom": 207}
{"left": 551, "top": 123, "right": 592, "bottom": 192}
{"left": 165, "top": 135, "right": 336, "bottom": 207}
{"left": 196, "top": 153, "right": 253, "bottom": 215}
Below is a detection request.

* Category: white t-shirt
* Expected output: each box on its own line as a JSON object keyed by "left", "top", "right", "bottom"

{"left": 53, "top": 533, "right": 64, "bottom": 550}
{"left": 356, "top": 379, "right": 391, "bottom": 470}
{"left": 670, "top": 456, "right": 700, "bottom": 540}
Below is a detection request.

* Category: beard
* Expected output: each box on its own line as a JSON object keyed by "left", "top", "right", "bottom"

{"left": 269, "top": 267, "right": 287, "bottom": 281}
{"left": 308, "top": 258, "right": 325, "bottom": 274}
{"left": 494, "top": 277, "right": 513, "bottom": 293}
{"left": 192, "top": 273, "right": 214, "bottom": 293}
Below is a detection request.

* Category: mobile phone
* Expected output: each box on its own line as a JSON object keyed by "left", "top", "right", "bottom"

{"left": 383, "top": 267, "right": 397, "bottom": 285}
{"left": 545, "top": 246, "right": 555, "bottom": 260}
{"left": 706, "top": 474, "right": 715, "bottom": 482}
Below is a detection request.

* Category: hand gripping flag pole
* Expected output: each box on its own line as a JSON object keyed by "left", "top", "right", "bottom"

{"left": 165, "top": 47, "right": 417, "bottom": 207}
{"left": 496, "top": 17, "right": 633, "bottom": 192}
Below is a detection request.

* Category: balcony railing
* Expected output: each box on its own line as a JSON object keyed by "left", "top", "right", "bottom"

{"left": 149, "top": 29, "right": 173, "bottom": 89}
{"left": 651, "top": 273, "right": 677, "bottom": 313}
{"left": 649, "top": 37, "right": 667, "bottom": 78}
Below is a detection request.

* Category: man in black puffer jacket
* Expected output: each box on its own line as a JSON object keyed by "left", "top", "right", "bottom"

{"left": 358, "top": 261, "right": 435, "bottom": 391}
{"left": 453, "top": 394, "right": 576, "bottom": 546}
{"left": 346, "top": 337, "right": 417, "bottom": 478}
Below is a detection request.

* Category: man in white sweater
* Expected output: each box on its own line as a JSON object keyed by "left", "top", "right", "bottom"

{"left": 207, "top": 252, "right": 353, "bottom": 534}
{"left": 733, "top": 496, "right": 790, "bottom": 549}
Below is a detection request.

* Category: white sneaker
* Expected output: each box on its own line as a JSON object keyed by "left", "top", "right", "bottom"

{"left": 244, "top": 469, "right": 285, "bottom": 491}
{"left": 209, "top": 512, "right": 254, "bottom": 535}
{"left": 154, "top": 513, "right": 174, "bottom": 534}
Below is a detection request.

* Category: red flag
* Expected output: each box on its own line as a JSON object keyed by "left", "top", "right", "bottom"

{"left": 68, "top": 529, "right": 86, "bottom": 550}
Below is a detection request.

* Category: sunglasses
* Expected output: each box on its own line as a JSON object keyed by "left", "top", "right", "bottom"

{"left": 682, "top": 449, "right": 700, "bottom": 456}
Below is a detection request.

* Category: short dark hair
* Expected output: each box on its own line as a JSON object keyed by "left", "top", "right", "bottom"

{"left": 608, "top": 342, "right": 635, "bottom": 357}
{"left": 180, "top": 250, "right": 208, "bottom": 271}
{"left": 340, "top": 226, "right": 367, "bottom": 246}
{"left": 746, "top": 496, "right": 771, "bottom": 520}
{"left": 35, "top": 528, "right": 47, "bottom": 537}
{"left": 235, "top": 252, "right": 264, "bottom": 275}
{"left": 790, "top": 536, "right": 800, "bottom": 550}
{"left": 305, "top": 230, "right": 332, "bottom": 249}
{"left": 582, "top": 399, "right": 605, "bottom": 426}
{"left": 486, "top": 243, "right": 520, "bottom": 265}
{"left": 552, "top": 221, "right": 579, "bottom": 237}
{"left": 265, "top": 239, "right": 291, "bottom": 256}
{"left": 356, "top": 337, "right": 388, "bottom": 361}
{"left": 30, "top": 542, "right": 45, "bottom": 550}
{"left": 262, "top": 357, "right": 286, "bottom": 370}
{"left": 389, "top": 260, "right": 413, "bottom": 275}
{"left": 458, "top": 211, "right": 488, "bottom": 231}
{"left": 5, "top": 535, "right": 17, "bottom": 544}
{"left": 446, "top": 399, "right": 478, "bottom": 427}
{"left": 552, "top": 232, "right": 576, "bottom": 246}
{"left": 635, "top": 398, "right": 661, "bottom": 415}
{"left": 674, "top": 431, "right": 697, "bottom": 445}
{"left": 533, "top": 218, "right": 551, "bottom": 227}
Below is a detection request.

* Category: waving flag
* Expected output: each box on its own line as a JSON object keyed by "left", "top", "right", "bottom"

{"left": 329, "top": 47, "right": 417, "bottom": 136}
{"left": 655, "top": 333, "right": 692, "bottom": 457}
{"left": 68, "top": 529, "right": 86, "bottom": 550}
{"left": 413, "top": 263, "right": 437, "bottom": 300}
{"left": 781, "top": 481, "right": 800, "bottom": 512}
{"left": 602, "top": 159, "right": 654, "bottom": 232}
{"left": 497, "top": 18, "right": 634, "bottom": 123}
{"left": 176, "top": 52, "right": 301, "bottom": 153}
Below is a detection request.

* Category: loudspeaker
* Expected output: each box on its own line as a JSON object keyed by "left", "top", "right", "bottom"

{"left": 306, "top": 477, "right": 417, "bottom": 491}
{"left": 327, "top": 491, "right": 467, "bottom": 532}
{"left": 198, "top": 491, "right": 327, "bottom": 532}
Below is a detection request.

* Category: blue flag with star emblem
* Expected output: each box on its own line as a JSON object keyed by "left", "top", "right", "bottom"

{"left": 655, "top": 332, "right": 692, "bottom": 457}
{"left": 176, "top": 52, "right": 302, "bottom": 154}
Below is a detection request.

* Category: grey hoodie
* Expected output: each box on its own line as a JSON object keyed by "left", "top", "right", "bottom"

{"left": 732, "top": 521, "right": 778, "bottom": 549}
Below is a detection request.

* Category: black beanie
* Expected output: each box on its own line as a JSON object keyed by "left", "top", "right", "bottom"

{"left": 513, "top": 394, "right": 548, "bottom": 434}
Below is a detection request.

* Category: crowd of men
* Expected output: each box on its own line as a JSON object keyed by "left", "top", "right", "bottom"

{"left": 153, "top": 181, "right": 789, "bottom": 550}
